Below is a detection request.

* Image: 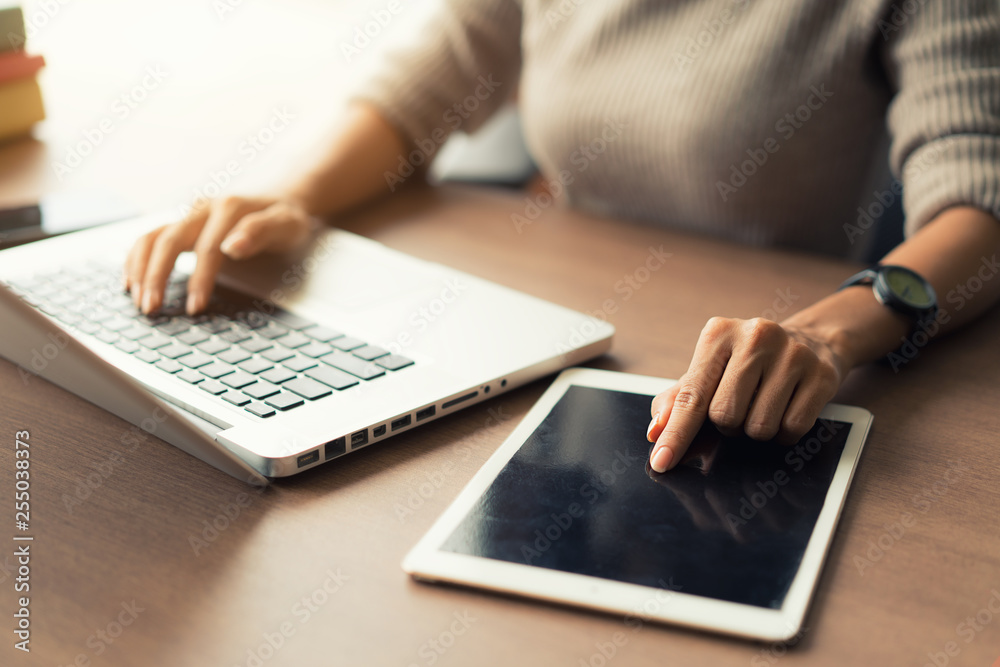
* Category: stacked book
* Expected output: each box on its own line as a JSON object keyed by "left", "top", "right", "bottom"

{"left": 0, "top": 3, "right": 45, "bottom": 142}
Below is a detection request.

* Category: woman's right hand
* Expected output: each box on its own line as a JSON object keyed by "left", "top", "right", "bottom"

{"left": 123, "top": 195, "right": 314, "bottom": 315}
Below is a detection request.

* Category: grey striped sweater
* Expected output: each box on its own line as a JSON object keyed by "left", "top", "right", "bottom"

{"left": 357, "top": 0, "right": 1000, "bottom": 257}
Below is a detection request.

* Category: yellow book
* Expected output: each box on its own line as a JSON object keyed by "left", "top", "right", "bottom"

{"left": 0, "top": 75, "right": 45, "bottom": 142}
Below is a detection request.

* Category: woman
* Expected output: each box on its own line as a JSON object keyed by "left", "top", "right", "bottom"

{"left": 124, "top": 0, "right": 1000, "bottom": 473}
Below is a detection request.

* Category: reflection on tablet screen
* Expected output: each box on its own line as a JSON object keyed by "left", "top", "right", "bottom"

{"left": 441, "top": 386, "right": 850, "bottom": 609}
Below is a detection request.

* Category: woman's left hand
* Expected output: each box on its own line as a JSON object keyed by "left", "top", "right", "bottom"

{"left": 646, "top": 317, "right": 850, "bottom": 472}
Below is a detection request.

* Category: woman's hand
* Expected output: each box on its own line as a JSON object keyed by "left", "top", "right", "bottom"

{"left": 646, "top": 317, "right": 850, "bottom": 472}
{"left": 123, "top": 195, "right": 314, "bottom": 315}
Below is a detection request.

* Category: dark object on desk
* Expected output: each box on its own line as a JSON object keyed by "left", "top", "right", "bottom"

{"left": 0, "top": 191, "right": 136, "bottom": 247}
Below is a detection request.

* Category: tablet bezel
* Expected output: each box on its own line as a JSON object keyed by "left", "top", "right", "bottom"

{"left": 402, "top": 368, "right": 873, "bottom": 641}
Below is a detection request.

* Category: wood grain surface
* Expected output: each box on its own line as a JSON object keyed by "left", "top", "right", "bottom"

{"left": 2, "top": 184, "right": 999, "bottom": 667}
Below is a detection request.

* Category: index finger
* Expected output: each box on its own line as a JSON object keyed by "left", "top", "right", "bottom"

{"left": 650, "top": 324, "right": 732, "bottom": 472}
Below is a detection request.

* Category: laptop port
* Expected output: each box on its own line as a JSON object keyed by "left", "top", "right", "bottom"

{"left": 351, "top": 430, "right": 368, "bottom": 448}
{"left": 443, "top": 391, "right": 477, "bottom": 409}
{"left": 416, "top": 406, "right": 436, "bottom": 422}
{"left": 297, "top": 449, "right": 320, "bottom": 468}
{"left": 373, "top": 424, "right": 386, "bottom": 437}
{"left": 391, "top": 415, "right": 411, "bottom": 431}
{"left": 324, "top": 437, "right": 346, "bottom": 460}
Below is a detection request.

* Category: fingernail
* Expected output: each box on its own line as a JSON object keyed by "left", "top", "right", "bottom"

{"left": 131, "top": 284, "right": 142, "bottom": 307}
{"left": 646, "top": 412, "right": 661, "bottom": 442}
{"left": 221, "top": 234, "right": 247, "bottom": 259}
{"left": 141, "top": 291, "right": 154, "bottom": 314}
{"left": 186, "top": 291, "right": 203, "bottom": 315}
{"left": 651, "top": 446, "right": 673, "bottom": 473}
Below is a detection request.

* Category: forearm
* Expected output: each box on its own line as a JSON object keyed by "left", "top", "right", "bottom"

{"left": 782, "top": 206, "right": 1000, "bottom": 370}
{"left": 279, "top": 102, "right": 409, "bottom": 217}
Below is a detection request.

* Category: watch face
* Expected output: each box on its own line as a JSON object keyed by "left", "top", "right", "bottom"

{"left": 884, "top": 267, "right": 935, "bottom": 309}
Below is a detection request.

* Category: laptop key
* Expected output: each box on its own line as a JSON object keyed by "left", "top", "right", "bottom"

{"left": 283, "top": 355, "right": 318, "bottom": 373}
{"left": 256, "top": 323, "right": 289, "bottom": 340}
{"left": 176, "top": 328, "right": 211, "bottom": 346}
{"left": 238, "top": 358, "right": 273, "bottom": 375}
{"left": 219, "top": 327, "right": 252, "bottom": 344}
{"left": 270, "top": 309, "right": 313, "bottom": 330}
{"left": 95, "top": 330, "right": 119, "bottom": 344}
{"left": 218, "top": 348, "right": 252, "bottom": 365}
{"left": 284, "top": 377, "right": 332, "bottom": 400}
{"left": 265, "top": 392, "right": 304, "bottom": 411}
{"left": 331, "top": 336, "right": 366, "bottom": 352}
{"left": 243, "top": 381, "right": 281, "bottom": 400}
{"left": 198, "top": 316, "right": 232, "bottom": 334}
{"left": 305, "top": 365, "right": 359, "bottom": 391}
{"left": 155, "top": 358, "right": 184, "bottom": 374}
{"left": 221, "top": 390, "right": 251, "bottom": 407}
{"left": 158, "top": 343, "right": 194, "bottom": 359}
{"left": 200, "top": 362, "right": 236, "bottom": 379}
{"left": 244, "top": 402, "right": 276, "bottom": 418}
{"left": 324, "top": 352, "right": 385, "bottom": 380}
{"left": 134, "top": 348, "right": 160, "bottom": 364}
{"left": 376, "top": 354, "right": 415, "bottom": 371}
{"left": 261, "top": 346, "right": 294, "bottom": 363}
{"left": 114, "top": 339, "right": 141, "bottom": 354}
{"left": 176, "top": 369, "right": 204, "bottom": 384}
{"left": 155, "top": 319, "right": 190, "bottom": 336}
{"left": 239, "top": 336, "right": 273, "bottom": 353}
{"left": 277, "top": 331, "right": 311, "bottom": 349}
{"left": 119, "top": 325, "right": 152, "bottom": 341}
{"left": 298, "top": 342, "right": 333, "bottom": 358}
{"left": 221, "top": 371, "right": 256, "bottom": 389}
{"left": 353, "top": 345, "right": 390, "bottom": 361}
{"left": 139, "top": 334, "right": 173, "bottom": 350}
{"left": 196, "top": 338, "right": 230, "bottom": 355}
{"left": 180, "top": 351, "right": 215, "bottom": 369}
{"left": 260, "top": 367, "right": 296, "bottom": 384}
{"left": 199, "top": 379, "right": 228, "bottom": 395}
{"left": 303, "top": 325, "right": 343, "bottom": 342}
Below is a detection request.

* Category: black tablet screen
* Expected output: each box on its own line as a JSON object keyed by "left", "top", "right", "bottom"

{"left": 442, "top": 386, "right": 850, "bottom": 609}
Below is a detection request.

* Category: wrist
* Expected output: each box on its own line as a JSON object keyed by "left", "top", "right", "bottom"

{"left": 780, "top": 287, "right": 912, "bottom": 372}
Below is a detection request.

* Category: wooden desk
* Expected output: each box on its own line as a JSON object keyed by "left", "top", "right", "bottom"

{"left": 2, "top": 184, "right": 999, "bottom": 667}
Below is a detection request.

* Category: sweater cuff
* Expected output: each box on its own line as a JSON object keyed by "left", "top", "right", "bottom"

{"left": 902, "top": 134, "right": 1000, "bottom": 237}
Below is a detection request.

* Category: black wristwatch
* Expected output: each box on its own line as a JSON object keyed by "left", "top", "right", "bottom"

{"left": 838, "top": 265, "right": 938, "bottom": 330}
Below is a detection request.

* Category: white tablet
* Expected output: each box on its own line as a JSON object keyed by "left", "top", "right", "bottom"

{"left": 403, "top": 368, "right": 873, "bottom": 641}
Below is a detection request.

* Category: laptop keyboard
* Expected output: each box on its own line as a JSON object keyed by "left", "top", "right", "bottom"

{"left": 4, "top": 263, "right": 414, "bottom": 419}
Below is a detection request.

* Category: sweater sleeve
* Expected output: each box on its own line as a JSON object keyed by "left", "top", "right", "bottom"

{"left": 351, "top": 0, "right": 522, "bottom": 160}
{"left": 882, "top": 1, "right": 1000, "bottom": 237}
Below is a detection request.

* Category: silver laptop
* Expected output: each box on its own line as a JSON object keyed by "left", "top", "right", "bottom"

{"left": 0, "top": 212, "right": 613, "bottom": 482}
